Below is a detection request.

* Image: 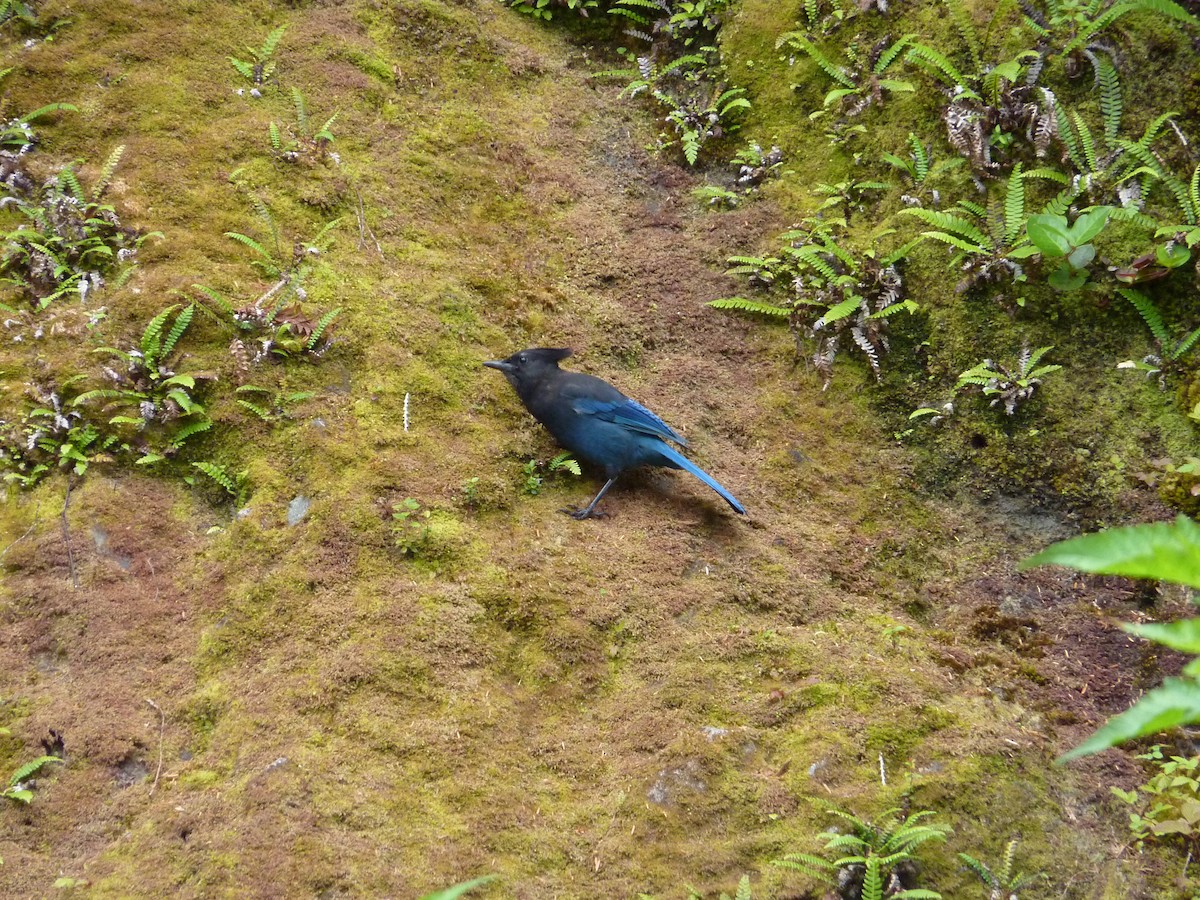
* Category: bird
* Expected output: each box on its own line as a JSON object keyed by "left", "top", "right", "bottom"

{"left": 483, "top": 347, "right": 745, "bottom": 519}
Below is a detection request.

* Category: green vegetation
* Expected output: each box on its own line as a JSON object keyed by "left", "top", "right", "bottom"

{"left": 1, "top": 753, "right": 60, "bottom": 804}
{"left": 1112, "top": 746, "right": 1200, "bottom": 858}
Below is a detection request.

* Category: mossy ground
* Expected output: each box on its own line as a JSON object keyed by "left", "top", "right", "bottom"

{"left": 0, "top": 0, "right": 1197, "bottom": 897}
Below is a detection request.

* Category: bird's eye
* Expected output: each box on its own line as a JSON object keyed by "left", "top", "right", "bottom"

{"left": 517, "top": 354, "right": 527, "bottom": 364}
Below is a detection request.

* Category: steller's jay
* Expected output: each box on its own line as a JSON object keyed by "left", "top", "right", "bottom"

{"left": 484, "top": 348, "right": 745, "bottom": 519}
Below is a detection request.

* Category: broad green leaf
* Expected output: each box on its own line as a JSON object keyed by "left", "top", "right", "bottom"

{"left": 1066, "top": 244, "right": 1095, "bottom": 270}
{"left": 1068, "top": 206, "right": 1112, "bottom": 244}
{"left": 1125, "top": 619, "right": 1200, "bottom": 654}
{"left": 1157, "top": 243, "right": 1191, "bottom": 268}
{"left": 1020, "top": 515, "right": 1200, "bottom": 588}
{"left": 1059, "top": 677, "right": 1200, "bottom": 762}
{"left": 1049, "top": 265, "right": 1086, "bottom": 291}
{"left": 1026, "top": 215, "right": 1072, "bottom": 256}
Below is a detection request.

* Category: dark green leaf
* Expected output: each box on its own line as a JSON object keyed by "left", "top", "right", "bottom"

{"left": 1020, "top": 515, "right": 1200, "bottom": 588}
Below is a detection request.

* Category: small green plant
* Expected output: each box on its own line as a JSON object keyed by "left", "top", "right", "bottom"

{"left": 773, "top": 803, "right": 950, "bottom": 899}
{"left": 1112, "top": 746, "right": 1200, "bottom": 858}
{"left": 1023, "top": 0, "right": 1200, "bottom": 72}
{"left": 0, "top": 73, "right": 76, "bottom": 160}
{"left": 1116, "top": 287, "right": 1200, "bottom": 378}
{"left": 732, "top": 140, "right": 783, "bottom": 188}
{"left": 881, "top": 133, "right": 965, "bottom": 208}
{"left": 2, "top": 753, "right": 61, "bottom": 803}
{"left": 900, "top": 167, "right": 1035, "bottom": 300}
{"left": 507, "top": 0, "right": 596, "bottom": 20}
{"left": 950, "top": 346, "right": 1062, "bottom": 416}
{"left": 522, "top": 451, "right": 581, "bottom": 495}
{"left": 0, "top": 379, "right": 116, "bottom": 486}
{"left": 1025, "top": 205, "right": 1112, "bottom": 290}
{"left": 710, "top": 223, "right": 917, "bottom": 387}
{"left": 958, "top": 839, "right": 1045, "bottom": 899}
{"left": 692, "top": 183, "right": 739, "bottom": 209}
{"left": 392, "top": 497, "right": 432, "bottom": 555}
{"left": 74, "top": 303, "right": 214, "bottom": 462}
{"left": 187, "top": 461, "right": 249, "bottom": 505}
{"left": 0, "top": 146, "right": 158, "bottom": 307}
{"left": 1020, "top": 514, "right": 1200, "bottom": 760}
{"left": 776, "top": 31, "right": 917, "bottom": 118}
{"left": 234, "top": 384, "right": 315, "bottom": 422}
{"left": 269, "top": 88, "right": 339, "bottom": 164}
{"left": 229, "top": 24, "right": 287, "bottom": 89}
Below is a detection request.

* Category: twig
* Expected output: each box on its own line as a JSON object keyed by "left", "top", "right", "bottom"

{"left": 354, "top": 186, "right": 382, "bottom": 257}
{"left": 879, "top": 752, "right": 887, "bottom": 786}
{"left": 145, "top": 699, "right": 165, "bottom": 796}
{"left": 0, "top": 513, "right": 38, "bottom": 563}
{"left": 61, "top": 475, "right": 78, "bottom": 590}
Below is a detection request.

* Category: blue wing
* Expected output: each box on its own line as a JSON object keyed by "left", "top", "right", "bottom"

{"left": 571, "top": 395, "right": 687, "bottom": 446}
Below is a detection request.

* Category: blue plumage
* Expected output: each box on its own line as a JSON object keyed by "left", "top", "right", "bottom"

{"left": 484, "top": 348, "right": 745, "bottom": 519}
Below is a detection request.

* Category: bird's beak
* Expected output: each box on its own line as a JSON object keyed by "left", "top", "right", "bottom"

{"left": 483, "top": 360, "right": 513, "bottom": 373}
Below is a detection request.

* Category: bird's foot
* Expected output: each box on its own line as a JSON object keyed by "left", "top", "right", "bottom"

{"left": 560, "top": 506, "right": 607, "bottom": 520}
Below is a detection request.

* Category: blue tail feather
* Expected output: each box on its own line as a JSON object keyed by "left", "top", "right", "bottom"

{"left": 656, "top": 443, "right": 746, "bottom": 515}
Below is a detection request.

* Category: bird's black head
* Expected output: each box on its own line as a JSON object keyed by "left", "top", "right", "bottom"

{"left": 483, "top": 347, "right": 572, "bottom": 392}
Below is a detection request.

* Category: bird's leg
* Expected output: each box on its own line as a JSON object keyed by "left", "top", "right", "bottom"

{"left": 562, "top": 476, "right": 618, "bottom": 520}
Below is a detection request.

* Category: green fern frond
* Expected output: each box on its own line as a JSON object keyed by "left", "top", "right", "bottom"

{"left": 161, "top": 304, "right": 194, "bottom": 358}
{"left": 707, "top": 297, "right": 790, "bottom": 317}
{"left": 905, "top": 44, "right": 974, "bottom": 95}
{"left": 59, "top": 165, "right": 85, "bottom": 202}
{"left": 1097, "top": 53, "right": 1121, "bottom": 144}
{"left": 18, "top": 101, "right": 78, "bottom": 124}
{"left": 269, "top": 121, "right": 281, "bottom": 151}
{"left": 192, "top": 461, "right": 236, "bottom": 495}
{"left": 875, "top": 34, "right": 917, "bottom": 74}
{"left": 1072, "top": 111, "right": 1097, "bottom": 172}
{"left": 1136, "top": 110, "right": 1180, "bottom": 151}
{"left": 225, "top": 231, "right": 275, "bottom": 263}
{"left": 1022, "top": 166, "right": 1070, "bottom": 184}
{"left": 779, "top": 34, "right": 855, "bottom": 88}
{"left": 291, "top": 87, "right": 307, "bottom": 133}
{"left": 171, "top": 419, "right": 212, "bottom": 448}
{"left": 250, "top": 195, "right": 280, "bottom": 250}
{"left": 1174, "top": 325, "right": 1200, "bottom": 360}
{"left": 305, "top": 307, "right": 341, "bottom": 350}
{"left": 1004, "top": 164, "right": 1025, "bottom": 245}
{"left": 908, "top": 133, "right": 929, "bottom": 181}
{"left": 944, "top": 0, "right": 982, "bottom": 74}
{"left": 1117, "top": 286, "right": 1169, "bottom": 344}
{"left": 93, "top": 145, "right": 125, "bottom": 200}
{"left": 770, "top": 853, "right": 835, "bottom": 880}
{"left": 258, "top": 24, "right": 287, "bottom": 61}
{"left": 8, "top": 755, "right": 60, "bottom": 787}
{"left": 900, "top": 208, "right": 989, "bottom": 247}
{"left": 1055, "top": 103, "right": 1083, "bottom": 170}
{"left": 236, "top": 399, "right": 272, "bottom": 421}
{"left": 140, "top": 304, "right": 179, "bottom": 358}
{"left": 191, "top": 284, "right": 236, "bottom": 318}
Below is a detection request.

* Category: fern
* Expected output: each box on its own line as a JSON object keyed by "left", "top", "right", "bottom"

{"left": 1004, "top": 164, "right": 1025, "bottom": 245}
{"left": 1118, "top": 287, "right": 1169, "bottom": 344}
{"left": 192, "top": 284, "right": 236, "bottom": 318}
{"left": 874, "top": 34, "right": 917, "bottom": 74}
{"left": 707, "top": 297, "right": 790, "bottom": 317}
{"left": 1072, "top": 111, "right": 1097, "bottom": 173}
{"left": 305, "top": 307, "right": 342, "bottom": 350}
{"left": 59, "top": 165, "right": 85, "bottom": 202}
{"left": 1097, "top": 53, "right": 1121, "bottom": 144}
{"left": 900, "top": 208, "right": 990, "bottom": 247}
{"left": 192, "top": 461, "right": 237, "bottom": 496}
{"left": 171, "top": 419, "right": 212, "bottom": 448}
{"left": 162, "top": 304, "right": 194, "bottom": 358}
{"left": 8, "top": 755, "right": 60, "bottom": 787}
{"left": 258, "top": 24, "right": 287, "bottom": 61}
{"left": 93, "top": 145, "right": 125, "bottom": 201}
{"left": 910, "top": 133, "right": 929, "bottom": 182}
{"left": 140, "top": 305, "right": 179, "bottom": 358}
{"left": 779, "top": 34, "right": 854, "bottom": 88}
{"left": 944, "top": 0, "right": 982, "bottom": 74}
{"left": 905, "top": 44, "right": 975, "bottom": 96}
{"left": 269, "top": 121, "right": 281, "bottom": 151}
{"left": 291, "top": 87, "right": 307, "bottom": 134}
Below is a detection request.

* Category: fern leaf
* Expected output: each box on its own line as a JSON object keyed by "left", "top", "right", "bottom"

{"left": 269, "top": 121, "right": 281, "bottom": 151}
{"left": 225, "top": 231, "right": 275, "bottom": 263}
{"left": 93, "top": 145, "right": 125, "bottom": 201}
{"left": 1174, "top": 325, "right": 1200, "bottom": 360}
{"left": 1005, "top": 164, "right": 1025, "bottom": 245}
{"left": 1137, "top": 110, "right": 1180, "bottom": 151}
{"left": 305, "top": 307, "right": 341, "bottom": 350}
{"left": 19, "top": 101, "right": 78, "bottom": 124}
{"left": 236, "top": 399, "right": 272, "bottom": 421}
{"left": 905, "top": 44, "right": 975, "bottom": 95}
{"left": 1190, "top": 164, "right": 1200, "bottom": 224}
{"left": 162, "top": 304, "right": 194, "bottom": 358}
{"left": 1022, "top": 166, "right": 1069, "bottom": 184}
{"left": 1117, "top": 286, "right": 1169, "bottom": 344}
{"left": 140, "top": 305, "right": 179, "bottom": 358}
{"left": 1055, "top": 103, "right": 1082, "bottom": 170}
{"left": 944, "top": 0, "right": 982, "bottom": 74}
{"left": 291, "top": 87, "right": 307, "bottom": 133}
{"left": 1072, "top": 111, "right": 1097, "bottom": 173}
{"left": 229, "top": 57, "right": 254, "bottom": 81}
{"left": 1097, "top": 53, "right": 1121, "bottom": 144}
{"left": 707, "top": 297, "right": 790, "bottom": 317}
{"left": 8, "top": 755, "right": 60, "bottom": 787}
{"left": 779, "top": 34, "right": 855, "bottom": 88}
{"left": 192, "top": 461, "right": 236, "bottom": 495}
{"left": 191, "top": 284, "right": 236, "bottom": 318}
{"left": 900, "top": 208, "right": 990, "bottom": 247}
{"left": 910, "top": 133, "right": 929, "bottom": 182}
{"left": 258, "top": 24, "right": 287, "bottom": 61}
{"left": 59, "top": 166, "right": 85, "bottom": 202}
{"left": 172, "top": 420, "right": 212, "bottom": 447}
{"left": 874, "top": 34, "right": 917, "bottom": 74}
